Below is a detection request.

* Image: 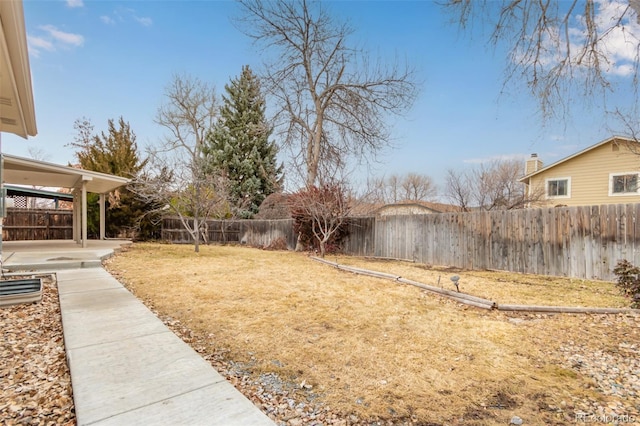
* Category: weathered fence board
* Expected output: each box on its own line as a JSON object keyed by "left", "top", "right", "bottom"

{"left": 343, "top": 217, "right": 375, "bottom": 256}
{"left": 162, "top": 217, "right": 296, "bottom": 249}
{"left": 3, "top": 208, "right": 73, "bottom": 241}
{"left": 371, "top": 204, "right": 640, "bottom": 281}
{"left": 161, "top": 203, "right": 640, "bottom": 281}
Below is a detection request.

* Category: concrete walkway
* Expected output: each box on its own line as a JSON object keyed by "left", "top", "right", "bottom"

{"left": 3, "top": 240, "right": 274, "bottom": 426}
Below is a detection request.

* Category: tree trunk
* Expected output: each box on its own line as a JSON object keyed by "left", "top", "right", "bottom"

{"left": 193, "top": 217, "right": 200, "bottom": 253}
{"left": 295, "top": 232, "right": 304, "bottom": 251}
{"left": 306, "top": 121, "right": 323, "bottom": 186}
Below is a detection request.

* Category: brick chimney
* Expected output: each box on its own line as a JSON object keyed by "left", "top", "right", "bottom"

{"left": 525, "top": 153, "right": 543, "bottom": 175}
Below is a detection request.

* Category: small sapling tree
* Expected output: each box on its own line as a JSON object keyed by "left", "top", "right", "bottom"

{"left": 612, "top": 259, "right": 640, "bottom": 308}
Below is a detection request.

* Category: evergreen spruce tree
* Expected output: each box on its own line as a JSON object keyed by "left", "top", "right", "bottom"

{"left": 205, "top": 65, "right": 283, "bottom": 218}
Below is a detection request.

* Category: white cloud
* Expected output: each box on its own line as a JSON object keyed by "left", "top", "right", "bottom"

{"left": 39, "top": 25, "right": 84, "bottom": 47}
{"left": 134, "top": 16, "right": 153, "bottom": 27}
{"left": 462, "top": 154, "right": 527, "bottom": 164}
{"left": 66, "top": 0, "right": 84, "bottom": 8}
{"left": 27, "top": 35, "right": 55, "bottom": 51}
{"left": 27, "top": 35, "right": 54, "bottom": 58}
{"left": 28, "top": 25, "right": 84, "bottom": 57}
{"left": 100, "top": 8, "right": 152, "bottom": 27}
{"left": 513, "top": 0, "right": 640, "bottom": 78}
{"left": 100, "top": 15, "right": 116, "bottom": 25}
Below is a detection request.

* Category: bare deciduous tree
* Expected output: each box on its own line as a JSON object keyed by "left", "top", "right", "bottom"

{"left": 366, "top": 173, "right": 437, "bottom": 204}
{"left": 26, "top": 146, "right": 53, "bottom": 208}
{"left": 444, "top": 168, "right": 473, "bottom": 212}
{"left": 237, "top": 0, "right": 419, "bottom": 186}
{"left": 131, "top": 74, "right": 226, "bottom": 252}
{"left": 444, "top": 1, "right": 640, "bottom": 121}
{"left": 445, "top": 159, "right": 542, "bottom": 211}
{"left": 401, "top": 172, "right": 438, "bottom": 202}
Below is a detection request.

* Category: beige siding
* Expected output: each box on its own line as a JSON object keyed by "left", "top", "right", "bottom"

{"left": 529, "top": 140, "right": 640, "bottom": 206}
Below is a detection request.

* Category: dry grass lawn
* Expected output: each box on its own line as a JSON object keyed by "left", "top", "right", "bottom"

{"left": 106, "top": 243, "right": 637, "bottom": 425}
{"left": 331, "top": 255, "right": 626, "bottom": 307}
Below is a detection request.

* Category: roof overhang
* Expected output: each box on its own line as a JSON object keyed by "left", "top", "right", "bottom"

{"left": 375, "top": 202, "right": 441, "bottom": 214}
{"left": 5, "top": 184, "right": 73, "bottom": 201}
{"left": 2, "top": 154, "right": 130, "bottom": 194}
{"left": 0, "top": 0, "right": 36, "bottom": 139}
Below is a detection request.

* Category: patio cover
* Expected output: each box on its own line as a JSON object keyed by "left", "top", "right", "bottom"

{"left": 0, "top": 0, "right": 37, "bottom": 139}
{"left": 3, "top": 154, "right": 129, "bottom": 194}
{"left": 5, "top": 184, "right": 74, "bottom": 202}
{"left": 2, "top": 154, "right": 130, "bottom": 247}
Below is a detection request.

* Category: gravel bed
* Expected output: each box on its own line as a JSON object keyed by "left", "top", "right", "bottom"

{"left": 558, "top": 314, "right": 640, "bottom": 421}
{"left": 0, "top": 274, "right": 75, "bottom": 425}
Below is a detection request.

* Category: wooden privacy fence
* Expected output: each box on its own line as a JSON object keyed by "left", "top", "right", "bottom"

{"left": 343, "top": 217, "right": 376, "bottom": 256}
{"left": 373, "top": 204, "right": 640, "bottom": 281}
{"left": 162, "top": 217, "right": 297, "bottom": 249}
{"left": 3, "top": 208, "right": 73, "bottom": 241}
{"left": 160, "top": 203, "right": 640, "bottom": 281}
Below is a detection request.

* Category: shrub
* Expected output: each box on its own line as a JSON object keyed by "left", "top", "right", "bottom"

{"left": 288, "top": 184, "right": 350, "bottom": 257}
{"left": 255, "top": 192, "right": 291, "bottom": 219}
{"left": 264, "top": 237, "right": 288, "bottom": 251}
{"left": 612, "top": 259, "right": 640, "bottom": 308}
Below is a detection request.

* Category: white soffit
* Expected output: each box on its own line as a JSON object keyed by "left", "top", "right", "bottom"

{"left": 2, "top": 154, "right": 130, "bottom": 194}
{"left": 0, "top": 0, "right": 36, "bottom": 138}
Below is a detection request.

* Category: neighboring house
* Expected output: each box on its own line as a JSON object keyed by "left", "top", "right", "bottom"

{"left": 5, "top": 185, "right": 74, "bottom": 209}
{"left": 372, "top": 201, "right": 460, "bottom": 216}
{"left": 519, "top": 136, "right": 640, "bottom": 207}
{"left": 376, "top": 202, "right": 440, "bottom": 216}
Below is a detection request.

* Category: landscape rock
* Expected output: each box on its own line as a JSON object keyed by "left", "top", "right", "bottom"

{"left": 0, "top": 275, "right": 75, "bottom": 426}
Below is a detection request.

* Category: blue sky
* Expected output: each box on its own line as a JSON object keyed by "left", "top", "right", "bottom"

{"left": 3, "top": 0, "right": 633, "bottom": 195}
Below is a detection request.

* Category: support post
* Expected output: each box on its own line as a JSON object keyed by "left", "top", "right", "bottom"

{"left": 72, "top": 190, "right": 79, "bottom": 243}
{"left": 82, "top": 181, "right": 88, "bottom": 248}
{"left": 99, "top": 193, "right": 105, "bottom": 240}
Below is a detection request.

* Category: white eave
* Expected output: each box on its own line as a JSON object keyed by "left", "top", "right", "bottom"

{"left": 0, "top": 0, "right": 36, "bottom": 139}
{"left": 3, "top": 154, "right": 130, "bottom": 194}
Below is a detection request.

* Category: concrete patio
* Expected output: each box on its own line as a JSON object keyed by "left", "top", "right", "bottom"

{"left": 2, "top": 239, "right": 129, "bottom": 271}
{"left": 2, "top": 239, "right": 274, "bottom": 426}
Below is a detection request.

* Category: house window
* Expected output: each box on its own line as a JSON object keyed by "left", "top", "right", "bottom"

{"left": 546, "top": 178, "right": 570, "bottom": 198}
{"left": 610, "top": 172, "right": 640, "bottom": 196}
